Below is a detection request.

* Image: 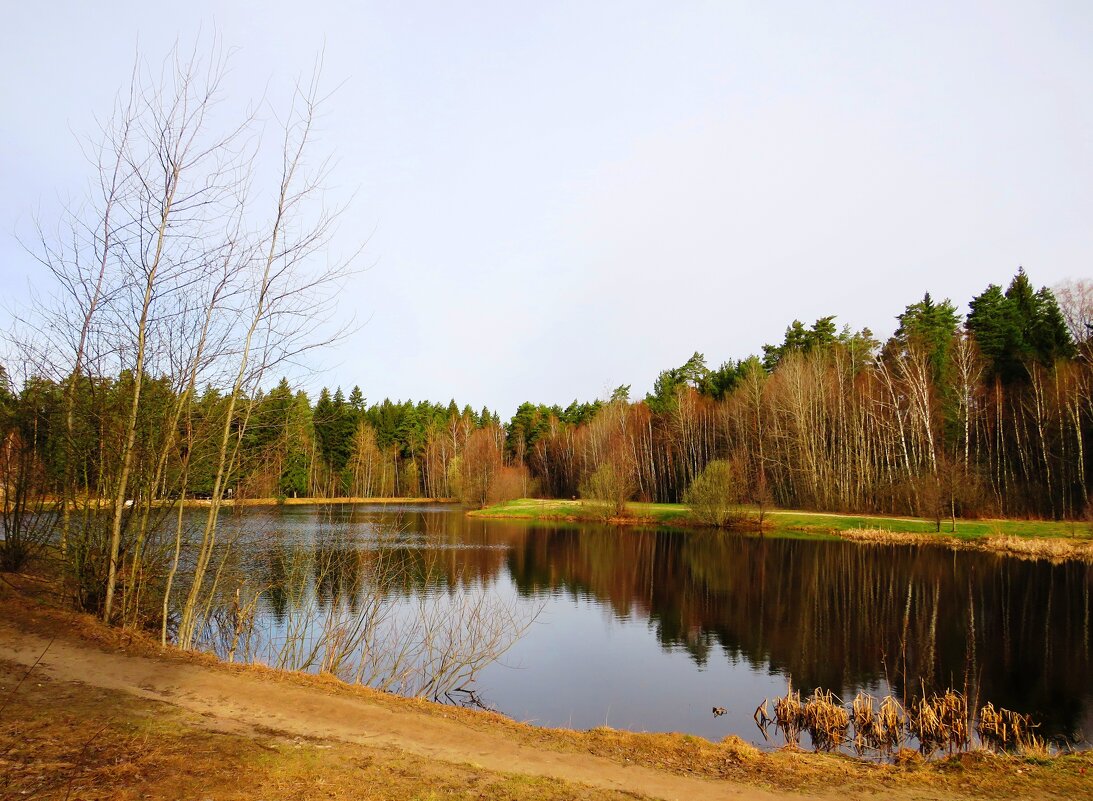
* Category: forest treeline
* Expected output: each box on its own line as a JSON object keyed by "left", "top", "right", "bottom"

{"left": 5, "top": 269, "right": 1093, "bottom": 525}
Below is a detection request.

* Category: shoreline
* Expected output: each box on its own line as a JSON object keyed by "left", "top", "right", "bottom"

{"left": 835, "top": 527, "right": 1093, "bottom": 563}
{"left": 182, "top": 496, "right": 459, "bottom": 508}
{"left": 469, "top": 499, "right": 1093, "bottom": 562}
{"left": 1, "top": 575, "right": 1090, "bottom": 801}
{"left": 9, "top": 496, "right": 460, "bottom": 512}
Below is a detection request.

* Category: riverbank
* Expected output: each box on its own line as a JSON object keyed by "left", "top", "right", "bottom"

{"left": 469, "top": 499, "right": 1093, "bottom": 559}
{"left": 835, "top": 527, "right": 1093, "bottom": 563}
{"left": 6, "top": 496, "right": 459, "bottom": 512}
{"left": 1, "top": 575, "right": 1089, "bottom": 801}
{"left": 181, "top": 495, "right": 458, "bottom": 508}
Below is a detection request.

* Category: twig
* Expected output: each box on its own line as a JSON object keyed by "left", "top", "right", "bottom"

{"left": 0, "top": 636, "right": 55, "bottom": 719}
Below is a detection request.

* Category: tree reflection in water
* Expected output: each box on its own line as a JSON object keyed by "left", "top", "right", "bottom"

{"left": 228, "top": 505, "right": 1092, "bottom": 744}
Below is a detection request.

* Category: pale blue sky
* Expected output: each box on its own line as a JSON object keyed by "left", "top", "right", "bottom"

{"left": 2, "top": 1, "right": 1091, "bottom": 413}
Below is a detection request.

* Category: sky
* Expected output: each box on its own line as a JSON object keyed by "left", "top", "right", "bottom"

{"left": 1, "top": 1, "right": 1092, "bottom": 415}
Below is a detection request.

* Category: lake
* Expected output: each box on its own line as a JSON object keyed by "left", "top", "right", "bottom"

{"left": 203, "top": 503, "right": 1093, "bottom": 748}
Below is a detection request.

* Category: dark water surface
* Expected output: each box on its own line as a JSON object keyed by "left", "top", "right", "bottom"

{"left": 220, "top": 504, "right": 1093, "bottom": 747}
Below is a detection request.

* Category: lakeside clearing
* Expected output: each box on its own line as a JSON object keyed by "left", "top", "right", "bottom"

{"left": 2, "top": 575, "right": 1089, "bottom": 801}
{"left": 469, "top": 498, "right": 1088, "bottom": 538}
{"left": 469, "top": 499, "right": 1093, "bottom": 562}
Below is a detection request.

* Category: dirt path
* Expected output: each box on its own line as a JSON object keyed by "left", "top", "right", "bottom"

{"left": 0, "top": 622, "right": 791, "bottom": 801}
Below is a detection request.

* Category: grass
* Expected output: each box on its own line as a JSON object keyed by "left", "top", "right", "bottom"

{"left": 0, "top": 658, "right": 629, "bottom": 801}
{"left": 5, "top": 655, "right": 1090, "bottom": 801}
{"left": 770, "top": 511, "right": 1088, "bottom": 539}
{"left": 470, "top": 498, "right": 692, "bottom": 525}
{"left": 471, "top": 500, "right": 1093, "bottom": 563}
{"left": 470, "top": 498, "right": 1092, "bottom": 542}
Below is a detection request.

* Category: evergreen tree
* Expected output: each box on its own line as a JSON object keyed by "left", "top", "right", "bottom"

{"left": 892, "top": 292, "right": 960, "bottom": 382}
{"left": 1029, "top": 286, "right": 1074, "bottom": 362}
{"left": 762, "top": 316, "right": 839, "bottom": 370}
{"left": 280, "top": 391, "right": 313, "bottom": 496}
{"left": 645, "top": 352, "right": 709, "bottom": 412}
{"left": 967, "top": 269, "right": 1074, "bottom": 382}
{"left": 506, "top": 402, "right": 553, "bottom": 458}
{"left": 348, "top": 385, "right": 365, "bottom": 411}
{"left": 706, "top": 360, "right": 752, "bottom": 400}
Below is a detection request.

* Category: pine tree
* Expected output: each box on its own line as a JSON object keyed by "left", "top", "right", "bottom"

{"left": 893, "top": 292, "right": 960, "bottom": 382}
{"left": 968, "top": 269, "right": 1075, "bottom": 382}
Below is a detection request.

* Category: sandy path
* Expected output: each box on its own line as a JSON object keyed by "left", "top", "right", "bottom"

{"left": 0, "top": 622, "right": 794, "bottom": 801}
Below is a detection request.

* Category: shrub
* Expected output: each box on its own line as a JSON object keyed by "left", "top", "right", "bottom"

{"left": 684, "top": 460, "right": 742, "bottom": 527}
{"left": 580, "top": 460, "right": 634, "bottom": 520}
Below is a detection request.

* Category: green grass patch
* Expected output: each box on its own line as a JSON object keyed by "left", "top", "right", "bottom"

{"left": 469, "top": 499, "right": 1089, "bottom": 541}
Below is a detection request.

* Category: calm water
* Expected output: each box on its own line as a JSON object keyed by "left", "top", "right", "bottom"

{"left": 209, "top": 504, "right": 1093, "bottom": 747}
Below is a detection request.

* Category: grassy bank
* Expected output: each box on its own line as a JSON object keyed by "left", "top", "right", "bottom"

{"left": 470, "top": 498, "right": 1092, "bottom": 541}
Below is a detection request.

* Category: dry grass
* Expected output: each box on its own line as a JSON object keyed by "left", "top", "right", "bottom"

{"left": 977, "top": 702, "right": 1044, "bottom": 754}
{"left": 760, "top": 682, "right": 1068, "bottom": 769}
{"left": 980, "top": 533, "right": 1093, "bottom": 562}
{"left": 802, "top": 689, "right": 851, "bottom": 752}
{"left": 837, "top": 527, "right": 1093, "bottom": 563}
{"left": 906, "top": 690, "right": 970, "bottom": 756}
{"left": 851, "top": 692, "right": 906, "bottom": 756}
{"left": 0, "top": 660, "right": 630, "bottom": 801}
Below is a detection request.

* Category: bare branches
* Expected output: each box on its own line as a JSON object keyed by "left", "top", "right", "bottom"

{"left": 4, "top": 40, "right": 356, "bottom": 631}
{"left": 204, "top": 529, "right": 541, "bottom": 701}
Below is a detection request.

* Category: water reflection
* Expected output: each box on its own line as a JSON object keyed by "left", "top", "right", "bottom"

{"left": 227, "top": 505, "right": 1092, "bottom": 744}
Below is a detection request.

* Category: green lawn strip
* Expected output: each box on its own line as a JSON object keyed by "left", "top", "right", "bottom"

{"left": 469, "top": 499, "right": 1085, "bottom": 540}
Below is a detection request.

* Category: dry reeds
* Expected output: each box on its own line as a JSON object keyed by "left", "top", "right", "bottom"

{"left": 835, "top": 527, "right": 1093, "bottom": 564}
{"left": 906, "top": 690, "right": 969, "bottom": 755}
{"left": 802, "top": 689, "right": 850, "bottom": 752}
{"left": 981, "top": 535, "right": 1093, "bottom": 563}
{"left": 977, "top": 702, "right": 1041, "bottom": 752}
{"left": 757, "top": 685, "right": 1040, "bottom": 760}
{"left": 851, "top": 692, "right": 905, "bottom": 755}
{"left": 772, "top": 686, "right": 805, "bottom": 747}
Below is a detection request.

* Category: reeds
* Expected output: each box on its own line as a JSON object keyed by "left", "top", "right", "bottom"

{"left": 802, "top": 689, "right": 850, "bottom": 752}
{"left": 772, "top": 685, "right": 804, "bottom": 747}
{"left": 756, "top": 684, "right": 1042, "bottom": 759}
{"left": 977, "top": 702, "right": 1042, "bottom": 752}
{"left": 905, "top": 689, "right": 969, "bottom": 755}
{"left": 836, "top": 527, "right": 1093, "bottom": 564}
{"left": 851, "top": 692, "right": 905, "bottom": 755}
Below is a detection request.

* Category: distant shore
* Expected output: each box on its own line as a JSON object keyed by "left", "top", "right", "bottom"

{"left": 6, "top": 496, "right": 460, "bottom": 512}
{"left": 469, "top": 499, "right": 1093, "bottom": 562}
{"left": 181, "top": 496, "right": 459, "bottom": 507}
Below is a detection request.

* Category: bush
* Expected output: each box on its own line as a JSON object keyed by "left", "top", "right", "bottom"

{"left": 580, "top": 460, "right": 634, "bottom": 521}
{"left": 684, "top": 460, "right": 742, "bottom": 527}
{"left": 491, "top": 465, "right": 534, "bottom": 506}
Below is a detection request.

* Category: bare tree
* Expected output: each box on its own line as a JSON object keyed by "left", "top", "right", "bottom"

{"left": 9, "top": 42, "right": 353, "bottom": 637}
{"left": 1054, "top": 278, "right": 1093, "bottom": 350}
{"left": 176, "top": 69, "right": 352, "bottom": 649}
{"left": 459, "top": 425, "right": 503, "bottom": 508}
